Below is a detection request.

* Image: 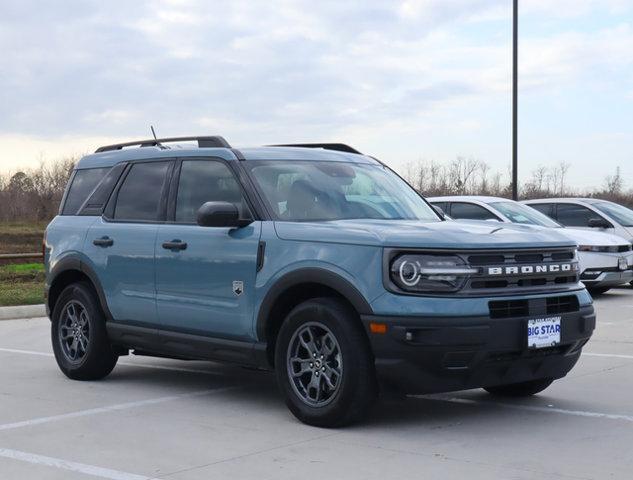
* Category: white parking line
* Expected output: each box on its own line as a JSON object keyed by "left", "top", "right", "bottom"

{"left": 0, "top": 387, "right": 236, "bottom": 432}
{"left": 0, "top": 448, "right": 158, "bottom": 480}
{"left": 0, "top": 347, "right": 224, "bottom": 376}
{"left": 584, "top": 352, "right": 633, "bottom": 360}
{"left": 419, "top": 395, "right": 633, "bottom": 423}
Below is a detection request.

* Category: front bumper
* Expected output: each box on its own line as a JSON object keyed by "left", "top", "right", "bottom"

{"left": 580, "top": 269, "right": 633, "bottom": 288}
{"left": 362, "top": 304, "right": 595, "bottom": 394}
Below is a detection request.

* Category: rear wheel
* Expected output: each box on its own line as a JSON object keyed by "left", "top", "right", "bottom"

{"left": 275, "top": 297, "right": 377, "bottom": 427}
{"left": 51, "top": 282, "right": 118, "bottom": 380}
{"left": 484, "top": 378, "right": 554, "bottom": 397}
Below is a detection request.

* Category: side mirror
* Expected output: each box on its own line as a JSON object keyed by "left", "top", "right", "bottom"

{"left": 588, "top": 217, "right": 611, "bottom": 229}
{"left": 196, "top": 201, "right": 252, "bottom": 228}
{"left": 432, "top": 206, "right": 446, "bottom": 219}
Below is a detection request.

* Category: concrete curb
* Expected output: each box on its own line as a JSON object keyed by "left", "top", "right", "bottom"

{"left": 0, "top": 304, "right": 46, "bottom": 320}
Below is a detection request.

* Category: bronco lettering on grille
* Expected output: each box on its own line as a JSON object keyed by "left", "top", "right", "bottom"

{"left": 487, "top": 264, "right": 575, "bottom": 275}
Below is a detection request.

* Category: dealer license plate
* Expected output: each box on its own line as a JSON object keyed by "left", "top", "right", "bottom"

{"left": 527, "top": 317, "right": 561, "bottom": 349}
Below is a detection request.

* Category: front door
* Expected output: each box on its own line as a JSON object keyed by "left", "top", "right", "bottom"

{"left": 154, "top": 159, "right": 261, "bottom": 340}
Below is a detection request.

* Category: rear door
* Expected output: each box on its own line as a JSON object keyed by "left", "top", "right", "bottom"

{"left": 154, "top": 158, "right": 261, "bottom": 340}
{"left": 85, "top": 160, "right": 172, "bottom": 327}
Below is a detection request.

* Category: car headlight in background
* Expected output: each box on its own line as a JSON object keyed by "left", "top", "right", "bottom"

{"left": 390, "top": 254, "right": 478, "bottom": 293}
{"left": 578, "top": 245, "right": 631, "bottom": 253}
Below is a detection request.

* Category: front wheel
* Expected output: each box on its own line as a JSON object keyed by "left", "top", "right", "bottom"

{"left": 51, "top": 282, "right": 118, "bottom": 380}
{"left": 275, "top": 297, "right": 377, "bottom": 427}
{"left": 484, "top": 378, "right": 554, "bottom": 397}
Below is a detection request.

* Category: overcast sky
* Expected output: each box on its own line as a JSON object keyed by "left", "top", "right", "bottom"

{"left": 1, "top": 0, "right": 632, "bottom": 189}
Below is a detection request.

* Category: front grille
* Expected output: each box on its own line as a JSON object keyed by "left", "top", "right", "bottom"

{"left": 488, "top": 295, "right": 580, "bottom": 319}
{"left": 464, "top": 248, "right": 579, "bottom": 294}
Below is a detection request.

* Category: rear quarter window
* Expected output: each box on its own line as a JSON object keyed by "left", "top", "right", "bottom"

{"left": 62, "top": 168, "right": 109, "bottom": 215}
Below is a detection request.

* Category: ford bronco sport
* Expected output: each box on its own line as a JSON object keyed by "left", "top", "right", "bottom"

{"left": 45, "top": 136, "right": 595, "bottom": 427}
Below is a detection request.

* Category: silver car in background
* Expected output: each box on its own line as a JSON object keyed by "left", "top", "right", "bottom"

{"left": 428, "top": 196, "right": 633, "bottom": 294}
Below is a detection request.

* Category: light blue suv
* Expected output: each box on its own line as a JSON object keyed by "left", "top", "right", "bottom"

{"left": 45, "top": 136, "right": 595, "bottom": 426}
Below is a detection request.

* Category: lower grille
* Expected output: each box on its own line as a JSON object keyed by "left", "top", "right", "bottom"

{"left": 489, "top": 300, "right": 529, "bottom": 319}
{"left": 546, "top": 295, "right": 579, "bottom": 315}
{"left": 488, "top": 295, "right": 580, "bottom": 319}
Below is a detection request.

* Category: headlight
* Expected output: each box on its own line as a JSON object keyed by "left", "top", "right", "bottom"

{"left": 578, "top": 245, "right": 623, "bottom": 253}
{"left": 390, "top": 254, "right": 478, "bottom": 293}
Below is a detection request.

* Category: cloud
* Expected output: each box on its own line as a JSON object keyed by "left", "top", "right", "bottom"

{"left": 0, "top": 0, "right": 631, "bottom": 188}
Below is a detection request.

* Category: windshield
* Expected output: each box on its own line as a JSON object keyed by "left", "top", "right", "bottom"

{"left": 490, "top": 201, "right": 561, "bottom": 227}
{"left": 589, "top": 201, "right": 633, "bottom": 227}
{"left": 246, "top": 161, "right": 440, "bottom": 222}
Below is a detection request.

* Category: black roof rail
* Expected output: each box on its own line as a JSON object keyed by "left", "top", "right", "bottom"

{"left": 95, "top": 136, "right": 231, "bottom": 153}
{"left": 268, "top": 143, "right": 362, "bottom": 154}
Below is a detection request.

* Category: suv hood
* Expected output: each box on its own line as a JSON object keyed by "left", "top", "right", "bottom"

{"left": 559, "top": 227, "right": 630, "bottom": 247}
{"left": 274, "top": 219, "right": 576, "bottom": 249}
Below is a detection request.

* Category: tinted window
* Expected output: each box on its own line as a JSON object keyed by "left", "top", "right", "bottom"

{"left": 450, "top": 202, "right": 500, "bottom": 221}
{"left": 528, "top": 203, "right": 554, "bottom": 218}
{"left": 114, "top": 162, "right": 169, "bottom": 221}
{"left": 555, "top": 203, "right": 597, "bottom": 227}
{"left": 62, "top": 168, "right": 109, "bottom": 215}
{"left": 80, "top": 163, "right": 127, "bottom": 215}
{"left": 175, "top": 160, "right": 245, "bottom": 223}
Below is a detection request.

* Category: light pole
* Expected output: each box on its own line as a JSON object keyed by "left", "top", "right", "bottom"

{"left": 512, "top": 0, "right": 518, "bottom": 200}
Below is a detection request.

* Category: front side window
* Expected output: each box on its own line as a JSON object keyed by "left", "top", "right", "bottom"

{"left": 62, "top": 167, "right": 109, "bottom": 215}
{"left": 114, "top": 161, "right": 169, "bottom": 221}
{"left": 588, "top": 201, "right": 633, "bottom": 227}
{"left": 555, "top": 203, "right": 599, "bottom": 227}
{"left": 246, "top": 161, "right": 439, "bottom": 222}
{"left": 175, "top": 160, "right": 246, "bottom": 223}
{"left": 490, "top": 201, "right": 561, "bottom": 227}
{"left": 450, "top": 202, "right": 500, "bottom": 221}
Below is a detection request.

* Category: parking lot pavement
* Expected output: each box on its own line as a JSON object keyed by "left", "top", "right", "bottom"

{"left": 1, "top": 289, "right": 633, "bottom": 480}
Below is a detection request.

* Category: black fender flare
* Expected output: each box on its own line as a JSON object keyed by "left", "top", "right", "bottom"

{"left": 47, "top": 256, "right": 114, "bottom": 321}
{"left": 255, "top": 267, "right": 373, "bottom": 341}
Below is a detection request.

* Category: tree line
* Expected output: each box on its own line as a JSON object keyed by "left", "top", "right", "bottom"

{"left": 402, "top": 157, "right": 633, "bottom": 208}
{"left": 0, "top": 156, "right": 631, "bottom": 223}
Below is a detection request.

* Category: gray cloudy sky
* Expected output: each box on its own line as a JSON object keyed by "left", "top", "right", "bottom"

{"left": 1, "top": 0, "right": 632, "bottom": 188}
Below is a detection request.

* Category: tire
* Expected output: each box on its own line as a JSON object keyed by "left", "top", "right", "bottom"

{"left": 484, "top": 378, "right": 554, "bottom": 397}
{"left": 587, "top": 286, "right": 610, "bottom": 295}
{"left": 275, "top": 297, "right": 377, "bottom": 427}
{"left": 51, "top": 282, "right": 118, "bottom": 380}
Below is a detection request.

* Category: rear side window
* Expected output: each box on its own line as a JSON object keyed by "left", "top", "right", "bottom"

{"left": 450, "top": 202, "right": 500, "bottom": 221}
{"left": 114, "top": 162, "right": 169, "bottom": 221}
{"left": 528, "top": 203, "right": 554, "bottom": 218}
{"left": 62, "top": 168, "right": 109, "bottom": 215}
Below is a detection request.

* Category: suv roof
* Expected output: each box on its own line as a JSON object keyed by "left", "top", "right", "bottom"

{"left": 76, "top": 137, "right": 377, "bottom": 170}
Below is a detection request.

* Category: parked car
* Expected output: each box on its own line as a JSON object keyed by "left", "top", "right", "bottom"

{"left": 522, "top": 198, "right": 633, "bottom": 243}
{"left": 429, "top": 196, "right": 633, "bottom": 294}
{"left": 45, "top": 137, "right": 595, "bottom": 427}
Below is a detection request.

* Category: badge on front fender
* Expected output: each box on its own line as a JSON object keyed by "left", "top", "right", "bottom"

{"left": 233, "top": 281, "right": 244, "bottom": 296}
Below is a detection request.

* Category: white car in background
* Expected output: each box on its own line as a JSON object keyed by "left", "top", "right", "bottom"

{"left": 428, "top": 196, "right": 633, "bottom": 294}
{"left": 521, "top": 198, "right": 633, "bottom": 243}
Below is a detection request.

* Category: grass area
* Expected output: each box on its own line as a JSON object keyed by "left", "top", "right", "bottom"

{"left": 0, "top": 262, "right": 45, "bottom": 306}
{"left": 0, "top": 221, "right": 47, "bottom": 254}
